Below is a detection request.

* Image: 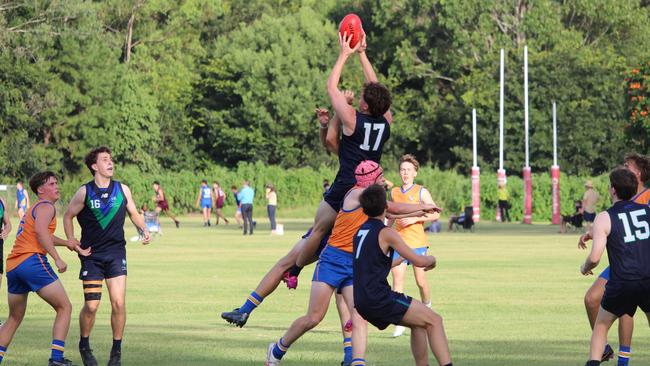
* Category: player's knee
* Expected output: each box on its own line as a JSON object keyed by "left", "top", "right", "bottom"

{"left": 584, "top": 289, "right": 600, "bottom": 309}
{"left": 110, "top": 297, "right": 126, "bottom": 313}
{"left": 83, "top": 301, "right": 100, "bottom": 315}
{"left": 56, "top": 298, "right": 73, "bottom": 315}
{"left": 304, "top": 313, "right": 325, "bottom": 328}
{"left": 425, "top": 311, "right": 443, "bottom": 329}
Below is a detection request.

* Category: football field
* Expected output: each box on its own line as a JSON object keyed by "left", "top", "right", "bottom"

{"left": 1, "top": 216, "right": 649, "bottom": 365}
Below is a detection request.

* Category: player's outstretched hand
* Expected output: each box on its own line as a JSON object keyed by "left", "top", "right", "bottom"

{"left": 75, "top": 245, "right": 91, "bottom": 257}
{"left": 316, "top": 108, "right": 330, "bottom": 126}
{"left": 343, "top": 90, "right": 355, "bottom": 105}
{"left": 66, "top": 237, "right": 81, "bottom": 251}
{"left": 578, "top": 232, "right": 591, "bottom": 249}
{"left": 338, "top": 31, "right": 360, "bottom": 57}
{"left": 580, "top": 263, "right": 593, "bottom": 276}
{"left": 55, "top": 258, "right": 67, "bottom": 273}
{"left": 141, "top": 229, "right": 151, "bottom": 245}
{"left": 424, "top": 256, "right": 437, "bottom": 271}
{"left": 357, "top": 33, "right": 367, "bottom": 54}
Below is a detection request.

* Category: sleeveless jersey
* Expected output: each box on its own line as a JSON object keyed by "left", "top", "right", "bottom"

{"left": 390, "top": 184, "right": 427, "bottom": 248}
{"left": 77, "top": 180, "right": 127, "bottom": 257}
{"left": 328, "top": 190, "right": 368, "bottom": 253}
{"left": 201, "top": 186, "right": 212, "bottom": 202}
{"left": 16, "top": 188, "right": 27, "bottom": 208}
{"left": 6, "top": 201, "right": 57, "bottom": 272}
{"left": 606, "top": 200, "right": 650, "bottom": 281}
{"left": 0, "top": 199, "right": 4, "bottom": 230}
{"left": 335, "top": 111, "right": 391, "bottom": 184}
{"left": 632, "top": 188, "right": 650, "bottom": 205}
{"left": 353, "top": 218, "right": 393, "bottom": 305}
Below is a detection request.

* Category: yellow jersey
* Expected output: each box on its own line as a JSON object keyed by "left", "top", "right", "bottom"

{"left": 391, "top": 185, "right": 427, "bottom": 248}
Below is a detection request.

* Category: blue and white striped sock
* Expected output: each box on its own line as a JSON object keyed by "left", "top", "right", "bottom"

{"left": 343, "top": 337, "right": 352, "bottom": 363}
{"left": 350, "top": 358, "right": 366, "bottom": 365}
{"left": 0, "top": 345, "right": 7, "bottom": 363}
{"left": 240, "top": 291, "right": 263, "bottom": 314}
{"left": 272, "top": 338, "right": 289, "bottom": 360}
{"left": 617, "top": 345, "right": 631, "bottom": 366}
{"left": 50, "top": 339, "right": 65, "bottom": 361}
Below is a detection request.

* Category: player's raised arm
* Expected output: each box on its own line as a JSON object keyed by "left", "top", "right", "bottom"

{"left": 581, "top": 212, "right": 610, "bottom": 275}
{"left": 122, "top": 184, "right": 150, "bottom": 244}
{"left": 358, "top": 35, "right": 393, "bottom": 124}
{"left": 327, "top": 32, "right": 359, "bottom": 135}
{"left": 63, "top": 186, "right": 86, "bottom": 248}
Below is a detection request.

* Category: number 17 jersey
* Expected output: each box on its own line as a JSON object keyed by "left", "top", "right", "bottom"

{"left": 338, "top": 111, "right": 390, "bottom": 183}
{"left": 607, "top": 200, "right": 650, "bottom": 281}
{"left": 77, "top": 180, "right": 127, "bottom": 258}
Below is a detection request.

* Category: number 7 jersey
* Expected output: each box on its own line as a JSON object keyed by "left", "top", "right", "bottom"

{"left": 77, "top": 180, "right": 128, "bottom": 258}
{"left": 607, "top": 200, "right": 650, "bottom": 281}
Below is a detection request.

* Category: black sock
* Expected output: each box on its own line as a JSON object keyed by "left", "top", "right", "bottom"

{"left": 79, "top": 336, "right": 90, "bottom": 349}
{"left": 585, "top": 361, "right": 600, "bottom": 366}
{"left": 112, "top": 339, "right": 122, "bottom": 353}
{"left": 288, "top": 264, "right": 303, "bottom": 277}
{"left": 444, "top": 363, "right": 453, "bottom": 366}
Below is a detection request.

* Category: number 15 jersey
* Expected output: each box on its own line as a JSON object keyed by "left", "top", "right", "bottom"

{"left": 77, "top": 180, "right": 127, "bottom": 258}
{"left": 607, "top": 200, "right": 650, "bottom": 281}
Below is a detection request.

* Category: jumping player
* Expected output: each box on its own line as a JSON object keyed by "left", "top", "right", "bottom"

{"left": 265, "top": 161, "right": 439, "bottom": 366}
{"left": 580, "top": 153, "right": 650, "bottom": 364}
{"left": 389, "top": 154, "right": 440, "bottom": 337}
{"left": 15, "top": 180, "right": 30, "bottom": 220}
{"left": 196, "top": 180, "right": 213, "bottom": 227}
{"left": 354, "top": 184, "right": 452, "bottom": 366}
{"left": 152, "top": 181, "right": 180, "bottom": 228}
{"left": 63, "top": 147, "right": 151, "bottom": 366}
{"left": 291, "top": 33, "right": 393, "bottom": 282}
{"left": 581, "top": 168, "right": 650, "bottom": 366}
{"left": 0, "top": 195, "right": 12, "bottom": 292}
{"left": 0, "top": 171, "right": 89, "bottom": 366}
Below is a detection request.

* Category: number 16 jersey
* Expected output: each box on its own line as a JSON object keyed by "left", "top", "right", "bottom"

{"left": 77, "top": 180, "right": 127, "bottom": 258}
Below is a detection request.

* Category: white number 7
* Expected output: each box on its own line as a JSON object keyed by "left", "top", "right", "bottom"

{"left": 355, "top": 229, "right": 370, "bottom": 259}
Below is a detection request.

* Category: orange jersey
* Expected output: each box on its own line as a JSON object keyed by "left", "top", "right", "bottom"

{"left": 328, "top": 206, "right": 368, "bottom": 253}
{"left": 634, "top": 188, "right": 650, "bottom": 205}
{"left": 6, "top": 201, "right": 56, "bottom": 272}
{"left": 391, "top": 185, "right": 427, "bottom": 248}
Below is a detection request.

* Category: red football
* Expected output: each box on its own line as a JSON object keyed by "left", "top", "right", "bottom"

{"left": 338, "top": 13, "right": 364, "bottom": 48}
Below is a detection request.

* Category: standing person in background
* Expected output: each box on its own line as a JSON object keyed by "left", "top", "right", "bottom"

{"left": 266, "top": 184, "right": 278, "bottom": 234}
{"left": 583, "top": 180, "right": 600, "bottom": 233}
{"left": 196, "top": 180, "right": 213, "bottom": 227}
{"left": 389, "top": 154, "right": 440, "bottom": 338}
{"left": 15, "top": 180, "right": 30, "bottom": 220}
{"left": 238, "top": 181, "right": 255, "bottom": 236}
{"left": 230, "top": 185, "right": 243, "bottom": 228}
{"left": 0, "top": 195, "right": 12, "bottom": 293}
{"left": 497, "top": 182, "right": 510, "bottom": 222}
{"left": 152, "top": 181, "right": 180, "bottom": 228}
{"left": 212, "top": 182, "right": 229, "bottom": 225}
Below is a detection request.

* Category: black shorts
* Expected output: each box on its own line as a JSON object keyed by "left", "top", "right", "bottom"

{"left": 323, "top": 177, "right": 355, "bottom": 212}
{"left": 356, "top": 291, "right": 413, "bottom": 330}
{"left": 79, "top": 255, "right": 127, "bottom": 281}
{"left": 601, "top": 280, "right": 650, "bottom": 317}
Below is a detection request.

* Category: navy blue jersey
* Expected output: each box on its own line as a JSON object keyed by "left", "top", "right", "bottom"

{"left": 336, "top": 112, "right": 390, "bottom": 184}
{"left": 77, "top": 180, "right": 127, "bottom": 257}
{"left": 606, "top": 200, "right": 650, "bottom": 281}
{"left": 353, "top": 218, "right": 393, "bottom": 307}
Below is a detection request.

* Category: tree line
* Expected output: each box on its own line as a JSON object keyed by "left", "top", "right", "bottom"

{"left": 1, "top": 0, "right": 649, "bottom": 182}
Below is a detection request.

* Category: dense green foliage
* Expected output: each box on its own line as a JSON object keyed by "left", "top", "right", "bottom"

{"left": 1, "top": 0, "right": 649, "bottom": 181}
{"left": 48, "top": 162, "right": 609, "bottom": 222}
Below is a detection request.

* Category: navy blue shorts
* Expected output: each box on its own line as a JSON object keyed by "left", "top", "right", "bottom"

{"left": 312, "top": 246, "right": 353, "bottom": 291}
{"left": 584, "top": 211, "right": 596, "bottom": 222}
{"left": 323, "top": 178, "right": 355, "bottom": 212}
{"left": 601, "top": 279, "right": 650, "bottom": 317}
{"left": 392, "top": 246, "right": 428, "bottom": 265}
{"left": 7, "top": 254, "right": 59, "bottom": 294}
{"left": 79, "top": 255, "right": 127, "bottom": 281}
{"left": 357, "top": 291, "right": 413, "bottom": 330}
{"left": 599, "top": 266, "right": 610, "bottom": 280}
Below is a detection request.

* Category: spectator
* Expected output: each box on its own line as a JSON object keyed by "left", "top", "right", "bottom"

{"left": 497, "top": 182, "right": 511, "bottom": 222}
{"left": 237, "top": 180, "right": 255, "bottom": 235}
{"left": 582, "top": 180, "right": 600, "bottom": 232}
{"left": 266, "top": 183, "right": 278, "bottom": 234}
{"left": 560, "top": 200, "right": 583, "bottom": 233}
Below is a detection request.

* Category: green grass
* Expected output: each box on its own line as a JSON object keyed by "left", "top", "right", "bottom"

{"left": 0, "top": 215, "right": 649, "bottom": 365}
